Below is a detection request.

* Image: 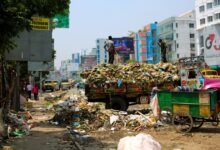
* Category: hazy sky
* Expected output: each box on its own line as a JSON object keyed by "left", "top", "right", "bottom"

{"left": 53, "top": 0, "right": 195, "bottom": 68}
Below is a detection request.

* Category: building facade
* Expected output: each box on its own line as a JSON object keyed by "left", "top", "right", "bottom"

{"left": 158, "top": 10, "right": 196, "bottom": 62}
{"left": 96, "top": 38, "right": 107, "bottom": 64}
{"left": 146, "top": 23, "right": 160, "bottom": 64}
{"left": 195, "top": 0, "right": 220, "bottom": 68}
{"left": 60, "top": 59, "right": 73, "bottom": 80}
{"left": 134, "top": 23, "right": 159, "bottom": 64}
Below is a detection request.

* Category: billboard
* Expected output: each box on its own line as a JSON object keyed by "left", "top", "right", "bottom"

{"left": 5, "top": 29, "right": 53, "bottom": 62}
{"left": 202, "top": 25, "right": 220, "bottom": 66}
{"left": 31, "top": 17, "right": 50, "bottom": 30}
{"left": 112, "top": 37, "right": 134, "bottom": 54}
{"left": 28, "top": 61, "right": 54, "bottom": 71}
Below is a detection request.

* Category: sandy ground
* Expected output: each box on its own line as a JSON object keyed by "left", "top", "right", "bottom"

{"left": 3, "top": 89, "right": 220, "bottom": 150}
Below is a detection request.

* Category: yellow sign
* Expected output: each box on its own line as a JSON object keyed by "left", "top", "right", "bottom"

{"left": 31, "top": 17, "right": 49, "bottom": 30}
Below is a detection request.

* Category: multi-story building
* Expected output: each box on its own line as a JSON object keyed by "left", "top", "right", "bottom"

{"left": 60, "top": 59, "right": 73, "bottom": 79}
{"left": 80, "top": 55, "right": 97, "bottom": 71}
{"left": 146, "top": 23, "right": 160, "bottom": 64}
{"left": 71, "top": 53, "right": 81, "bottom": 79}
{"left": 158, "top": 10, "right": 196, "bottom": 62}
{"left": 134, "top": 23, "right": 159, "bottom": 63}
{"left": 195, "top": 0, "right": 220, "bottom": 68}
{"left": 135, "top": 31, "right": 147, "bottom": 62}
{"left": 96, "top": 38, "right": 107, "bottom": 64}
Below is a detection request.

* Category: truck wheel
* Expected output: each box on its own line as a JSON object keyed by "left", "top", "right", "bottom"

{"left": 111, "top": 97, "right": 128, "bottom": 111}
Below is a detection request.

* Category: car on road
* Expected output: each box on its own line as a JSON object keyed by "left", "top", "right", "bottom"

{"left": 60, "top": 80, "right": 72, "bottom": 90}
{"left": 42, "top": 80, "right": 60, "bottom": 92}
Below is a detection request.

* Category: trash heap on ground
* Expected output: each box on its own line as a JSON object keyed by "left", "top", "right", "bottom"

{"left": 6, "top": 111, "right": 33, "bottom": 136}
{"left": 81, "top": 62, "right": 180, "bottom": 87}
{"left": 50, "top": 92, "right": 161, "bottom": 132}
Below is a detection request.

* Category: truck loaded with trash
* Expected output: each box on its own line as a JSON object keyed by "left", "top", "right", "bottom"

{"left": 81, "top": 62, "right": 180, "bottom": 111}
{"left": 80, "top": 56, "right": 220, "bottom": 111}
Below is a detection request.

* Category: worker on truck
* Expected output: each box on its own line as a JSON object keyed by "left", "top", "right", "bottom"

{"left": 104, "top": 36, "right": 116, "bottom": 64}
{"left": 158, "top": 39, "right": 167, "bottom": 63}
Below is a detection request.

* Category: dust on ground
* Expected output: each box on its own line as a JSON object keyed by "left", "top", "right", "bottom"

{"left": 4, "top": 89, "right": 220, "bottom": 150}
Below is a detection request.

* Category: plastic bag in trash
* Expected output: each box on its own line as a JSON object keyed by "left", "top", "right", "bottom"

{"left": 117, "top": 133, "right": 161, "bottom": 150}
{"left": 150, "top": 94, "right": 159, "bottom": 117}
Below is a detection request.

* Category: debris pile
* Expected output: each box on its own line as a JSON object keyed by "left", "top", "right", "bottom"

{"left": 50, "top": 92, "right": 160, "bottom": 132}
{"left": 81, "top": 62, "right": 180, "bottom": 87}
{"left": 7, "top": 111, "right": 33, "bottom": 136}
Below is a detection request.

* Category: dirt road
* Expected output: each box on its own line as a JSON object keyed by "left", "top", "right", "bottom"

{"left": 5, "top": 89, "right": 220, "bottom": 150}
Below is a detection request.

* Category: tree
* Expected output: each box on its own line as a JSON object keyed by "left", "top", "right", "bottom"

{"left": 0, "top": 0, "right": 70, "bottom": 55}
{"left": 0, "top": 0, "right": 70, "bottom": 140}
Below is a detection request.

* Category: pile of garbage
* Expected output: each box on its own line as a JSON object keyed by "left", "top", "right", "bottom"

{"left": 7, "top": 111, "right": 33, "bottom": 136}
{"left": 50, "top": 92, "right": 160, "bottom": 132}
{"left": 81, "top": 62, "right": 180, "bottom": 86}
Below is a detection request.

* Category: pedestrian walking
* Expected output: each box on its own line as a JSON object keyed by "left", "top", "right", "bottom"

{"left": 26, "top": 82, "right": 32, "bottom": 100}
{"left": 32, "top": 84, "right": 39, "bottom": 100}
{"left": 104, "top": 36, "right": 116, "bottom": 64}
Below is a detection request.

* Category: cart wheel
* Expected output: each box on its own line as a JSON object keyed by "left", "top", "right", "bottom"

{"left": 192, "top": 118, "right": 204, "bottom": 129}
{"left": 211, "top": 113, "right": 219, "bottom": 126}
{"left": 160, "top": 108, "right": 172, "bottom": 124}
{"left": 172, "top": 111, "right": 193, "bottom": 133}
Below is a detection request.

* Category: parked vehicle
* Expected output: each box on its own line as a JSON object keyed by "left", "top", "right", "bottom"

{"left": 60, "top": 80, "right": 71, "bottom": 90}
{"left": 42, "top": 80, "right": 60, "bottom": 92}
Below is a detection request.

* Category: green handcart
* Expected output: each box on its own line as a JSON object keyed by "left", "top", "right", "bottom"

{"left": 157, "top": 90, "right": 220, "bottom": 132}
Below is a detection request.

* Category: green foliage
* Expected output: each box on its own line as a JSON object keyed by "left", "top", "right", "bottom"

{"left": 0, "top": 0, "right": 70, "bottom": 55}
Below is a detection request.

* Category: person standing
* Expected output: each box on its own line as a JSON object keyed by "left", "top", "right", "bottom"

{"left": 32, "top": 84, "right": 39, "bottom": 100}
{"left": 158, "top": 39, "right": 167, "bottom": 63}
{"left": 104, "top": 36, "right": 116, "bottom": 64}
{"left": 26, "top": 82, "right": 32, "bottom": 100}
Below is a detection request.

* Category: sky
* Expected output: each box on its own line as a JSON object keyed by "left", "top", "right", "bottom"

{"left": 53, "top": 0, "right": 195, "bottom": 69}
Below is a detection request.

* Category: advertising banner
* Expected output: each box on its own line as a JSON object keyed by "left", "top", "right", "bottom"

{"left": 203, "top": 25, "right": 220, "bottom": 66}
{"left": 112, "top": 37, "right": 134, "bottom": 54}
{"left": 31, "top": 17, "right": 49, "bottom": 30}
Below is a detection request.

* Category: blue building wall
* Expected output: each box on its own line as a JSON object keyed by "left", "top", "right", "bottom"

{"left": 146, "top": 23, "right": 160, "bottom": 64}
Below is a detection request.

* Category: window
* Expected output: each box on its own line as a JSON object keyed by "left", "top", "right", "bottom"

{"left": 188, "top": 70, "right": 197, "bottom": 79}
{"left": 176, "top": 33, "right": 178, "bottom": 38}
{"left": 200, "top": 36, "right": 204, "bottom": 47}
{"left": 176, "top": 23, "right": 178, "bottom": 28}
{"left": 177, "top": 54, "right": 179, "bottom": 58}
{"left": 190, "top": 43, "right": 195, "bottom": 48}
{"left": 200, "top": 18, "right": 206, "bottom": 25}
{"left": 208, "top": 16, "right": 213, "bottom": 22}
{"left": 207, "top": 2, "right": 213, "bottom": 9}
{"left": 190, "top": 34, "right": 195, "bottom": 38}
{"left": 191, "top": 53, "right": 196, "bottom": 57}
{"left": 215, "top": 13, "right": 220, "bottom": 20}
{"left": 201, "top": 49, "right": 204, "bottom": 55}
{"left": 214, "top": 0, "right": 220, "bottom": 6}
{"left": 189, "top": 23, "right": 194, "bottom": 28}
{"left": 97, "top": 40, "right": 99, "bottom": 43}
{"left": 177, "top": 43, "right": 179, "bottom": 48}
{"left": 199, "top": 5, "right": 205, "bottom": 12}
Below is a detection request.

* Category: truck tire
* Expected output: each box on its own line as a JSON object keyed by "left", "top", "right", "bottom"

{"left": 110, "top": 97, "right": 128, "bottom": 111}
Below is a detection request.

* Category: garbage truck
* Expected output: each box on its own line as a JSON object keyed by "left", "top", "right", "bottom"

{"left": 82, "top": 56, "right": 220, "bottom": 111}
{"left": 82, "top": 63, "right": 179, "bottom": 111}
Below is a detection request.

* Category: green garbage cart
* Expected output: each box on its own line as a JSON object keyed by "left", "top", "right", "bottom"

{"left": 157, "top": 90, "right": 220, "bottom": 132}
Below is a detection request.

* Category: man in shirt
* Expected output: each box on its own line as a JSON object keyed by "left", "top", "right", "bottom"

{"left": 104, "top": 36, "right": 116, "bottom": 64}
{"left": 26, "top": 82, "right": 32, "bottom": 100}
